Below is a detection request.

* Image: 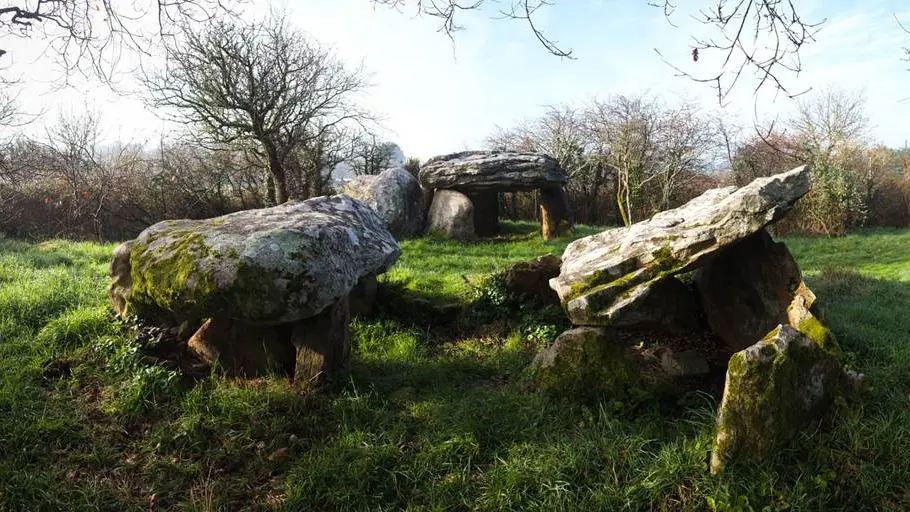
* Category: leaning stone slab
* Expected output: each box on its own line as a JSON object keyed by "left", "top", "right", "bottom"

{"left": 710, "top": 324, "right": 846, "bottom": 474}
{"left": 419, "top": 150, "right": 567, "bottom": 192}
{"left": 550, "top": 166, "right": 809, "bottom": 327}
{"left": 128, "top": 194, "right": 401, "bottom": 325}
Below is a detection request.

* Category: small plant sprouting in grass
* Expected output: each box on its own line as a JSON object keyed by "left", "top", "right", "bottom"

{"left": 107, "top": 364, "right": 181, "bottom": 416}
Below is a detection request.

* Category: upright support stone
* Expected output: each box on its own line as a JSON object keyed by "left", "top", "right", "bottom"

{"left": 108, "top": 241, "right": 134, "bottom": 318}
{"left": 540, "top": 186, "right": 571, "bottom": 240}
{"left": 468, "top": 191, "right": 500, "bottom": 236}
{"left": 187, "top": 318, "right": 295, "bottom": 377}
{"left": 710, "top": 325, "right": 847, "bottom": 474}
{"left": 292, "top": 297, "right": 351, "bottom": 387}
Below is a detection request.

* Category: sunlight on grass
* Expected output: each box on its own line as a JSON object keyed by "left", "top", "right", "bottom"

{"left": 0, "top": 227, "right": 908, "bottom": 510}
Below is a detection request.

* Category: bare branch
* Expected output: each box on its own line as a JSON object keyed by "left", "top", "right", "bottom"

{"left": 372, "top": 0, "right": 572, "bottom": 58}
{"left": 654, "top": 0, "right": 824, "bottom": 102}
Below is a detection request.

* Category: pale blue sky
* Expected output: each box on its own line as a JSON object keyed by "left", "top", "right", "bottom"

{"left": 4, "top": 0, "right": 909, "bottom": 158}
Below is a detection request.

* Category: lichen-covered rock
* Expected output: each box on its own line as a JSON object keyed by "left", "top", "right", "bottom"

{"left": 419, "top": 150, "right": 567, "bottom": 192}
{"left": 128, "top": 195, "right": 401, "bottom": 325}
{"left": 550, "top": 166, "right": 809, "bottom": 326}
{"left": 695, "top": 229, "right": 834, "bottom": 352}
{"left": 108, "top": 240, "right": 134, "bottom": 317}
{"left": 710, "top": 324, "right": 847, "bottom": 474}
{"left": 343, "top": 166, "right": 425, "bottom": 239}
{"left": 529, "top": 327, "right": 640, "bottom": 400}
{"left": 425, "top": 189, "right": 475, "bottom": 240}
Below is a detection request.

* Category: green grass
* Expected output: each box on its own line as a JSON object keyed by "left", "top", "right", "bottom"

{"left": 0, "top": 224, "right": 908, "bottom": 510}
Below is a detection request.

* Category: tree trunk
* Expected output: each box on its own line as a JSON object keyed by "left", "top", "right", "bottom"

{"left": 263, "top": 140, "right": 289, "bottom": 205}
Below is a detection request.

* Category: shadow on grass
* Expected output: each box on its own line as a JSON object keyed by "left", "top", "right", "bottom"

{"left": 808, "top": 268, "right": 910, "bottom": 389}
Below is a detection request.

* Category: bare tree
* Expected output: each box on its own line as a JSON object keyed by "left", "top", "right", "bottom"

{"left": 588, "top": 95, "right": 661, "bottom": 226}
{"left": 347, "top": 134, "right": 399, "bottom": 176}
{"left": 0, "top": 0, "right": 237, "bottom": 81}
{"left": 141, "top": 12, "right": 371, "bottom": 204}
{"left": 789, "top": 87, "right": 870, "bottom": 235}
{"left": 653, "top": 102, "right": 716, "bottom": 211}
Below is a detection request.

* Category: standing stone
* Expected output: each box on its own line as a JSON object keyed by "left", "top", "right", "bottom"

{"left": 710, "top": 325, "right": 847, "bottom": 474}
{"left": 292, "top": 296, "right": 351, "bottom": 386}
{"left": 425, "top": 190, "right": 475, "bottom": 241}
{"left": 349, "top": 274, "right": 378, "bottom": 316}
{"left": 540, "top": 186, "right": 572, "bottom": 240}
{"left": 610, "top": 277, "right": 701, "bottom": 334}
{"left": 550, "top": 166, "right": 810, "bottom": 327}
{"left": 696, "top": 229, "right": 805, "bottom": 351}
{"left": 500, "top": 254, "right": 563, "bottom": 306}
{"left": 187, "top": 318, "right": 295, "bottom": 377}
{"left": 108, "top": 240, "right": 134, "bottom": 318}
{"left": 343, "top": 166, "right": 425, "bottom": 239}
{"left": 186, "top": 296, "right": 351, "bottom": 384}
{"left": 529, "top": 327, "right": 640, "bottom": 400}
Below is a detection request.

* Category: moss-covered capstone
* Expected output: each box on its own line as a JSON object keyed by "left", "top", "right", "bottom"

{"left": 710, "top": 324, "right": 848, "bottom": 474}
{"left": 549, "top": 166, "right": 810, "bottom": 327}
{"left": 124, "top": 195, "right": 400, "bottom": 325}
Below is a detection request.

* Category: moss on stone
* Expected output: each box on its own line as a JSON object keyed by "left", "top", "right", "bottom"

{"left": 711, "top": 325, "right": 846, "bottom": 474}
{"left": 795, "top": 315, "right": 842, "bottom": 357}
{"left": 531, "top": 327, "right": 640, "bottom": 402}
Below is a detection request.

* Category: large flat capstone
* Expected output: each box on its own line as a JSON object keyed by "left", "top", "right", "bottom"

{"left": 418, "top": 150, "right": 568, "bottom": 192}
{"left": 550, "top": 166, "right": 810, "bottom": 327}
{"left": 127, "top": 194, "right": 401, "bottom": 325}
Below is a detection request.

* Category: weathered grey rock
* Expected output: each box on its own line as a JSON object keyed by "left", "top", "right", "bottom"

{"left": 710, "top": 324, "right": 847, "bottom": 474}
{"left": 128, "top": 194, "right": 401, "bottom": 325}
{"left": 500, "top": 254, "right": 562, "bottom": 306}
{"left": 425, "top": 189, "right": 475, "bottom": 240}
{"left": 696, "top": 229, "right": 838, "bottom": 352}
{"left": 343, "top": 166, "right": 425, "bottom": 239}
{"left": 550, "top": 166, "right": 810, "bottom": 327}
{"left": 419, "top": 151, "right": 567, "bottom": 192}
{"left": 529, "top": 327, "right": 640, "bottom": 400}
{"left": 108, "top": 240, "right": 134, "bottom": 317}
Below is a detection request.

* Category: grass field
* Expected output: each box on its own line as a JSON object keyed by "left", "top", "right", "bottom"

{"left": 0, "top": 222, "right": 908, "bottom": 511}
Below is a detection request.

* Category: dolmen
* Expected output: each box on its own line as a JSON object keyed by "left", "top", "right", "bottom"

{"left": 419, "top": 151, "right": 571, "bottom": 240}
{"left": 108, "top": 195, "right": 400, "bottom": 384}
{"left": 534, "top": 166, "right": 863, "bottom": 472}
